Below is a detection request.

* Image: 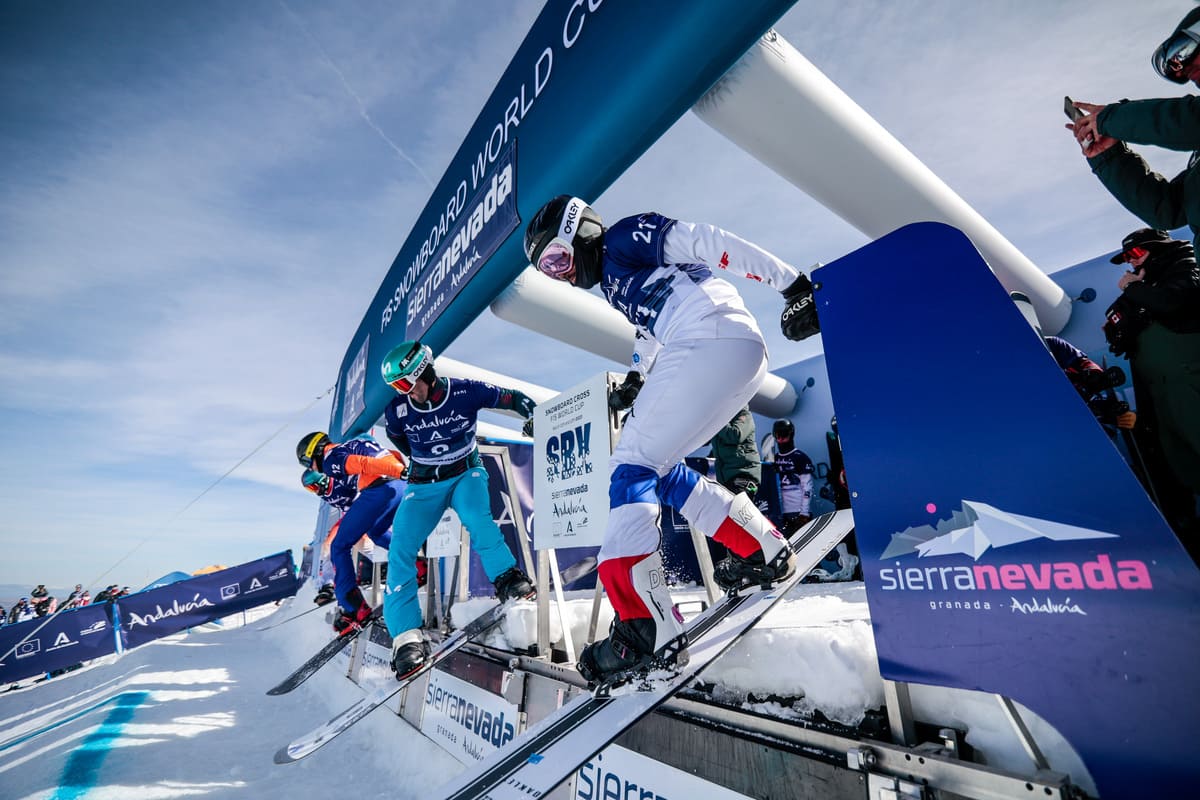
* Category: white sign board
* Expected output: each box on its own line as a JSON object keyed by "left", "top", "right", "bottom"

{"left": 533, "top": 372, "right": 613, "bottom": 550}
{"left": 426, "top": 509, "right": 462, "bottom": 559}
{"left": 422, "top": 668, "right": 520, "bottom": 764}
{"left": 575, "top": 744, "right": 753, "bottom": 800}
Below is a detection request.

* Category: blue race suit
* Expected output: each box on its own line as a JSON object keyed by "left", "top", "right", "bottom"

{"left": 319, "top": 436, "right": 405, "bottom": 610}
{"left": 381, "top": 378, "right": 520, "bottom": 636}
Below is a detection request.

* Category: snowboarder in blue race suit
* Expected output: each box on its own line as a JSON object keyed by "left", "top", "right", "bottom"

{"left": 380, "top": 341, "right": 537, "bottom": 679}
{"left": 524, "top": 194, "right": 819, "bottom": 685}
{"left": 296, "top": 432, "right": 408, "bottom": 635}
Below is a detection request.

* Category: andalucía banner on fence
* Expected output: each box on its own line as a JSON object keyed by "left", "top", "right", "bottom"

{"left": 118, "top": 551, "right": 298, "bottom": 649}
{"left": 0, "top": 602, "right": 118, "bottom": 685}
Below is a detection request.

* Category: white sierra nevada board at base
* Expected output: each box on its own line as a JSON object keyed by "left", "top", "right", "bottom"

{"left": 435, "top": 509, "right": 855, "bottom": 800}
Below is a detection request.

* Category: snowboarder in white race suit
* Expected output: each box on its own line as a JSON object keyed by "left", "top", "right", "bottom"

{"left": 524, "top": 195, "right": 820, "bottom": 684}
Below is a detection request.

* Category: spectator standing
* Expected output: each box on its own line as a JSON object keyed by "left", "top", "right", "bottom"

{"left": 296, "top": 432, "right": 408, "bottom": 635}
{"left": 822, "top": 416, "right": 852, "bottom": 511}
{"left": 709, "top": 407, "right": 762, "bottom": 499}
{"left": 380, "top": 341, "right": 536, "bottom": 680}
{"left": 10, "top": 598, "right": 34, "bottom": 623}
{"left": 1043, "top": 335, "right": 1138, "bottom": 434}
{"left": 770, "top": 419, "right": 815, "bottom": 534}
{"left": 63, "top": 584, "right": 85, "bottom": 609}
{"left": 1103, "top": 230, "right": 1200, "bottom": 495}
{"left": 1068, "top": 9, "right": 1200, "bottom": 253}
{"left": 30, "top": 585, "right": 54, "bottom": 617}
{"left": 524, "top": 195, "right": 815, "bottom": 684}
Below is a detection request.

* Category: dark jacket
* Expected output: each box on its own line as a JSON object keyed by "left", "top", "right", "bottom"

{"left": 1119, "top": 240, "right": 1200, "bottom": 334}
{"left": 1090, "top": 96, "right": 1200, "bottom": 251}
{"left": 709, "top": 407, "right": 761, "bottom": 490}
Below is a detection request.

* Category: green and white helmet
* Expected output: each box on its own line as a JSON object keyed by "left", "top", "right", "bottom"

{"left": 381, "top": 340, "right": 435, "bottom": 394}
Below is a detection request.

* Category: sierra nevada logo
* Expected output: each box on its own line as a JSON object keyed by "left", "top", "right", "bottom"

{"left": 877, "top": 501, "right": 1152, "bottom": 614}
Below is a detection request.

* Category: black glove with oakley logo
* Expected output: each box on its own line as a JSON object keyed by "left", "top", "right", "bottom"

{"left": 781, "top": 273, "right": 820, "bottom": 341}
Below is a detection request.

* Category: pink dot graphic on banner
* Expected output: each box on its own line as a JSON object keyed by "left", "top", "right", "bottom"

{"left": 925, "top": 503, "right": 937, "bottom": 514}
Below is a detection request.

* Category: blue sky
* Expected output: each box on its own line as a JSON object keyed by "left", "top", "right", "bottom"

{"left": 0, "top": 0, "right": 1191, "bottom": 589}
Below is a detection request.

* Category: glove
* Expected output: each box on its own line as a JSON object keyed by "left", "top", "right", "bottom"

{"left": 522, "top": 417, "right": 534, "bottom": 438}
{"left": 302, "top": 469, "right": 331, "bottom": 495}
{"left": 609, "top": 371, "right": 644, "bottom": 410}
{"left": 780, "top": 273, "right": 820, "bottom": 341}
{"left": 514, "top": 394, "right": 537, "bottom": 418}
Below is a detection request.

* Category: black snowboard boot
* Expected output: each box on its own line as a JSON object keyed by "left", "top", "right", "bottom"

{"left": 332, "top": 587, "right": 373, "bottom": 636}
{"left": 391, "top": 630, "right": 431, "bottom": 680}
{"left": 576, "top": 618, "right": 688, "bottom": 686}
{"left": 313, "top": 582, "right": 335, "bottom": 606}
{"left": 492, "top": 567, "right": 535, "bottom": 602}
{"left": 713, "top": 546, "right": 795, "bottom": 593}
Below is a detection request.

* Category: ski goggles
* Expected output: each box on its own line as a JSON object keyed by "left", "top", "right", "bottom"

{"left": 1153, "top": 29, "right": 1200, "bottom": 83}
{"left": 1117, "top": 246, "right": 1149, "bottom": 263}
{"left": 535, "top": 237, "right": 575, "bottom": 279}
{"left": 387, "top": 374, "right": 420, "bottom": 394}
{"left": 302, "top": 470, "right": 331, "bottom": 495}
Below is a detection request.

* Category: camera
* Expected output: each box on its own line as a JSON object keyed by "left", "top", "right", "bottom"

{"left": 1104, "top": 297, "right": 1150, "bottom": 357}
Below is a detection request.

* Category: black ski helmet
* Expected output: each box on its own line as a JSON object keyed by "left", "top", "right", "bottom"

{"left": 1153, "top": 7, "right": 1200, "bottom": 83}
{"left": 524, "top": 195, "right": 605, "bottom": 289}
{"left": 296, "top": 431, "right": 331, "bottom": 469}
{"left": 772, "top": 419, "right": 795, "bottom": 440}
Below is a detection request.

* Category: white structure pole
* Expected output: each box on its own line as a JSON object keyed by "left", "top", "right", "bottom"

{"left": 692, "top": 30, "right": 1071, "bottom": 333}
{"left": 489, "top": 268, "right": 799, "bottom": 417}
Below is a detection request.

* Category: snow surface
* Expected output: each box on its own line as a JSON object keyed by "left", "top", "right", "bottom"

{"left": 0, "top": 601, "right": 458, "bottom": 800}
{"left": 0, "top": 583, "right": 1096, "bottom": 799}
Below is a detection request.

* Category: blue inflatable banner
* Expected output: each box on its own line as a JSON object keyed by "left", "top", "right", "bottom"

{"left": 817, "top": 223, "right": 1200, "bottom": 797}
{"left": 0, "top": 603, "right": 117, "bottom": 685}
{"left": 118, "top": 551, "right": 298, "bottom": 649}
{"left": 329, "top": 0, "right": 795, "bottom": 436}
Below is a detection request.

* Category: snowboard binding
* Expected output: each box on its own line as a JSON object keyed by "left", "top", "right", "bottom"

{"left": 585, "top": 632, "right": 690, "bottom": 696}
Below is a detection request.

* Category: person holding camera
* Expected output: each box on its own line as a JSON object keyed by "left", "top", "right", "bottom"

{"left": 1068, "top": 9, "right": 1200, "bottom": 253}
{"left": 1043, "top": 335, "right": 1137, "bottom": 434}
{"left": 1104, "top": 229, "right": 1200, "bottom": 502}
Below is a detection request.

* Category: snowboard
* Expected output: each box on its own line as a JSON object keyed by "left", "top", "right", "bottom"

{"left": 435, "top": 509, "right": 855, "bottom": 800}
{"left": 273, "top": 556, "right": 598, "bottom": 764}
{"left": 266, "top": 607, "right": 383, "bottom": 696}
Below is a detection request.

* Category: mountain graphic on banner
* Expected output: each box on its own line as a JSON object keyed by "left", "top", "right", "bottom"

{"left": 880, "top": 501, "right": 1118, "bottom": 561}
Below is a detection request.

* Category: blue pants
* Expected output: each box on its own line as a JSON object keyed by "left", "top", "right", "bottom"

{"left": 331, "top": 481, "right": 403, "bottom": 609}
{"left": 383, "top": 466, "right": 516, "bottom": 636}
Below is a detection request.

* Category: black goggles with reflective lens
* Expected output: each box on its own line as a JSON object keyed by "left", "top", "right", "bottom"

{"left": 1153, "top": 30, "right": 1200, "bottom": 83}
